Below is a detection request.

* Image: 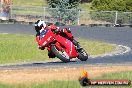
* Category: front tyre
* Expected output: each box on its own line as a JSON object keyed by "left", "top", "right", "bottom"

{"left": 51, "top": 46, "right": 70, "bottom": 63}
{"left": 77, "top": 49, "right": 88, "bottom": 61}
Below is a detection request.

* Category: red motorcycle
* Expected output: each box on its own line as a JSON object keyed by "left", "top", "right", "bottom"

{"left": 40, "top": 28, "right": 88, "bottom": 63}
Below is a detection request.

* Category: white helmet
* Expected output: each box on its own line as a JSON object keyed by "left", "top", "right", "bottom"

{"left": 34, "top": 20, "right": 46, "bottom": 32}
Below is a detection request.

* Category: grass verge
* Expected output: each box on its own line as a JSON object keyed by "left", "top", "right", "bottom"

{"left": 79, "top": 39, "right": 115, "bottom": 56}
{"left": 0, "top": 34, "right": 115, "bottom": 64}
{"left": 79, "top": 3, "right": 92, "bottom": 10}
{"left": 0, "top": 71, "right": 131, "bottom": 88}
{"left": 13, "top": 0, "right": 46, "bottom": 7}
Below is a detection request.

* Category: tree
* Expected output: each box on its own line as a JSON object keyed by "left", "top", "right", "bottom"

{"left": 46, "top": 0, "right": 80, "bottom": 9}
{"left": 91, "top": 0, "right": 132, "bottom": 12}
{"left": 46, "top": 0, "right": 80, "bottom": 25}
{"left": 125, "top": 0, "right": 132, "bottom": 12}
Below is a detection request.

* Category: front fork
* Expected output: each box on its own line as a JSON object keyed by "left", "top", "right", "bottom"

{"left": 72, "top": 39, "right": 81, "bottom": 50}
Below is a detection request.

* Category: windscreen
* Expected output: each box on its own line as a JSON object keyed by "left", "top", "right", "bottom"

{"left": 40, "top": 29, "right": 49, "bottom": 39}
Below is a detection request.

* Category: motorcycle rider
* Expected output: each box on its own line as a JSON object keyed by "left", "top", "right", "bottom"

{"left": 34, "top": 20, "right": 81, "bottom": 58}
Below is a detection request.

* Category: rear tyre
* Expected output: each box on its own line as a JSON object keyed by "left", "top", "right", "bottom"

{"left": 51, "top": 46, "right": 70, "bottom": 63}
{"left": 77, "top": 48, "right": 88, "bottom": 61}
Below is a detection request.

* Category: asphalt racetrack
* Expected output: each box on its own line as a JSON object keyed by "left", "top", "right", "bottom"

{"left": 0, "top": 24, "right": 132, "bottom": 69}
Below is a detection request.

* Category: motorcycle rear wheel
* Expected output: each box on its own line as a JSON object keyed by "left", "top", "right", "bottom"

{"left": 51, "top": 46, "right": 70, "bottom": 63}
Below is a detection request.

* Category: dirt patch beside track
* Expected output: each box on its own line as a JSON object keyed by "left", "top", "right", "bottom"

{"left": 0, "top": 65, "right": 132, "bottom": 85}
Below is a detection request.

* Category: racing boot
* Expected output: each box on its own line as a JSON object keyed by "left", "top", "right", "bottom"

{"left": 48, "top": 50, "right": 56, "bottom": 58}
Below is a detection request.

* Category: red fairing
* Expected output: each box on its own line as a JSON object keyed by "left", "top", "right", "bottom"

{"left": 48, "top": 24, "right": 57, "bottom": 30}
{"left": 35, "top": 28, "right": 79, "bottom": 59}
{"left": 39, "top": 29, "right": 54, "bottom": 47}
{"left": 55, "top": 35, "right": 78, "bottom": 58}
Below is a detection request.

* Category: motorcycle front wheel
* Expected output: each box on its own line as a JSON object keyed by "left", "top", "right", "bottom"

{"left": 77, "top": 48, "right": 88, "bottom": 61}
{"left": 51, "top": 46, "right": 70, "bottom": 63}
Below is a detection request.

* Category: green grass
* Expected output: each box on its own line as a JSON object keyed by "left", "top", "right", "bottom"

{"left": 79, "top": 39, "right": 115, "bottom": 56}
{"left": 0, "top": 34, "right": 48, "bottom": 64}
{"left": 0, "top": 81, "right": 81, "bottom": 88}
{"left": 80, "top": 3, "right": 92, "bottom": 10}
{"left": 0, "top": 22, "right": 14, "bottom": 24}
{"left": 0, "top": 34, "right": 115, "bottom": 64}
{"left": 0, "top": 71, "right": 131, "bottom": 88}
{"left": 13, "top": 0, "right": 46, "bottom": 7}
{"left": 95, "top": 71, "right": 132, "bottom": 80}
{"left": 12, "top": 7, "right": 44, "bottom": 15}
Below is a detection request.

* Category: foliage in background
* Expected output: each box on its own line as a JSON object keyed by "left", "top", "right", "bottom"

{"left": 125, "top": 0, "right": 132, "bottom": 12}
{"left": 46, "top": 0, "right": 80, "bottom": 9}
{"left": 91, "top": 0, "right": 132, "bottom": 12}
{"left": 45, "top": 0, "right": 80, "bottom": 25}
{"left": 90, "top": 0, "right": 132, "bottom": 24}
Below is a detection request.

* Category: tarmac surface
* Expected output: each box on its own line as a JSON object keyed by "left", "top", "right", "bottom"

{"left": 0, "top": 24, "right": 132, "bottom": 69}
